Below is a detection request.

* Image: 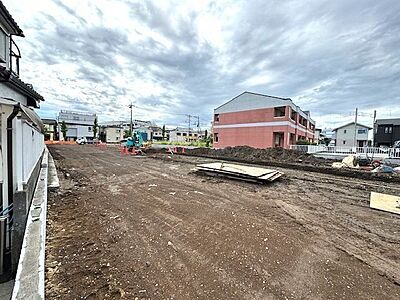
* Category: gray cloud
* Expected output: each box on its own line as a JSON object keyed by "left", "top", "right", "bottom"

{"left": 5, "top": 0, "right": 400, "bottom": 128}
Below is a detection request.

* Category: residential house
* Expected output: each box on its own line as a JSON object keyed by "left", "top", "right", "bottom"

{"left": 135, "top": 126, "right": 152, "bottom": 141}
{"left": 58, "top": 110, "right": 97, "bottom": 141}
{"left": 374, "top": 118, "right": 400, "bottom": 147}
{"left": 42, "top": 118, "right": 58, "bottom": 141}
{"left": 119, "top": 119, "right": 152, "bottom": 132}
{"left": 99, "top": 125, "right": 123, "bottom": 143}
{"left": 333, "top": 122, "right": 371, "bottom": 147}
{"left": 314, "top": 128, "right": 325, "bottom": 145}
{"left": 213, "top": 91, "right": 315, "bottom": 149}
{"left": 0, "top": 1, "right": 45, "bottom": 276}
{"left": 169, "top": 128, "right": 200, "bottom": 143}
{"left": 148, "top": 126, "right": 163, "bottom": 141}
{"left": 99, "top": 120, "right": 159, "bottom": 142}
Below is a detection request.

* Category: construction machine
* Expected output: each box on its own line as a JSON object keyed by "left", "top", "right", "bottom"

{"left": 125, "top": 131, "right": 152, "bottom": 154}
{"left": 126, "top": 131, "right": 143, "bottom": 150}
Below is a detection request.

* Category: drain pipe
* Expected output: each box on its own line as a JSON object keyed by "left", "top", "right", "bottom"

{"left": 6, "top": 104, "right": 20, "bottom": 214}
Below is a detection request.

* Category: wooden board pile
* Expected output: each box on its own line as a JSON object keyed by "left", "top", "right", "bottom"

{"left": 194, "top": 162, "right": 283, "bottom": 183}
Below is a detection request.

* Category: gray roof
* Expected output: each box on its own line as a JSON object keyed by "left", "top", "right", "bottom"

{"left": 332, "top": 122, "right": 372, "bottom": 131}
{"left": 375, "top": 118, "right": 400, "bottom": 126}
{"left": 42, "top": 118, "right": 57, "bottom": 125}
{"left": 20, "top": 105, "right": 44, "bottom": 132}
{"left": 214, "top": 91, "right": 315, "bottom": 123}
{"left": 0, "top": 1, "right": 24, "bottom": 36}
{"left": 0, "top": 69, "right": 44, "bottom": 107}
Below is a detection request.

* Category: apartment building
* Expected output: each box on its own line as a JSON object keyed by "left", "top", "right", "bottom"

{"left": 213, "top": 91, "right": 315, "bottom": 149}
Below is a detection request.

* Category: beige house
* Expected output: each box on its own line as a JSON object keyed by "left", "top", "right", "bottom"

{"left": 100, "top": 126, "right": 124, "bottom": 143}
{"left": 42, "top": 118, "right": 58, "bottom": 141}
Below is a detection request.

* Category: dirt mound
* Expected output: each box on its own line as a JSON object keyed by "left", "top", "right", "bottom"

{"left": 188, "top": 146, "right": 329, "bottom": 165}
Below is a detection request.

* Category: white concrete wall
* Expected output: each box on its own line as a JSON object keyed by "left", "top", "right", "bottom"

{"left": 0, "top": 104, "right": 13, "bottom": 210}
{"left": 0, "top": 105, "right": 44, "bottom": 211}
{"left": 0, "top": 85, "right": 28, "bottom": 106}
{"left": 13, "top": 116, "right": 44, "bottom": 192}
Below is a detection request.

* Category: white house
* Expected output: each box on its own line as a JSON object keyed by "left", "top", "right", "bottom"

{"left": 58, "top": 110, "right": 97, "bottom": 141}
{"left": 0, "top": 2, "right": 45, "bottom": 275}
{"left": 333, "top": 122, "right": 372, "bottom": 147}
{"left": 148, "top": 126, "right": 164, "bottom": 141}
{"left": 169, "top": 127, "right": 200, "bottom": 143}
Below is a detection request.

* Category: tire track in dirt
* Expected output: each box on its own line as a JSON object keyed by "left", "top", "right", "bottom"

{"left": 46, "top": 145, "right": 400, "bottom": 299}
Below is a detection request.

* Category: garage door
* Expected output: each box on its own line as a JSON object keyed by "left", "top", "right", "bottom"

{"left": 67, "top": 128, "right": 77, "bottom": 137}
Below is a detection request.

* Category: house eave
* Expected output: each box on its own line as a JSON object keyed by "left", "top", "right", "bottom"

{"left": 0, "top": 68, "right": 44, "bottom": 107}
{"left": 0, "top": 1, "right": 24, "bottom": 36}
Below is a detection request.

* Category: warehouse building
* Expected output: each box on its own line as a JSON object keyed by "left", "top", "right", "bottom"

{"left": 58, "top": 110, "right": 97, "bottom": 141}
{"left": 213, "top": 91, "right": 315, "bottom": 149}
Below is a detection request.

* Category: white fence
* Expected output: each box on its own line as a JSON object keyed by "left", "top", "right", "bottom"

{"left": 290, "top": 145, "right": 400, "bottom": 159}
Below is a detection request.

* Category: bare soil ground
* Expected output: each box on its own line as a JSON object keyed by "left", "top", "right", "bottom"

{"left": 45, "top": 145, "right": 400, "bottom": 299}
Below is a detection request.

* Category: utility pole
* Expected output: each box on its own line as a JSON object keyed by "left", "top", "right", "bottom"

{"left": 353, "top": 107, "right": 358, "bottom": 147}
{"left": 188, "top": 115, "right": 191, "bottom": 142}
{"left": 129, "top": 102, "right": 133, "bottom": 137}
{"left": 372, "top": 110, "right": 376, "bottom": 146}
{"left": 197, "top": 116, "right": 200, "bottom": 133}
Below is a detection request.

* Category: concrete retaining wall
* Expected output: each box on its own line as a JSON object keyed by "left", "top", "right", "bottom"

{"left": 12, "top": 149, "right": 50, "bottom": 299}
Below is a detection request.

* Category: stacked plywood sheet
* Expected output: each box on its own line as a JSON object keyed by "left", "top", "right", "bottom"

{"left": 370, "top": 192, "right": 400, "bottom": 215}
{"left": 195, "top": 162, "right": 283, "bottom": 183}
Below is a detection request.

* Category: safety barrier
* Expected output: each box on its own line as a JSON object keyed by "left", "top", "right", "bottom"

{"left": 167, "top": 147, "right": 187, "bottom": 154}
{"left": 290, "top": 145, "right": 400, "bottom": 159}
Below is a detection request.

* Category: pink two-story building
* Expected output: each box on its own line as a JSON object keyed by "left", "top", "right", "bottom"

{"left": 213, "top": 92, "right": 315, "bottom": 149}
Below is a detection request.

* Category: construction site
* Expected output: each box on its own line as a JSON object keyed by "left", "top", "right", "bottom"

{"left": 44, "top": 144, "right": 400, "bottom": 299}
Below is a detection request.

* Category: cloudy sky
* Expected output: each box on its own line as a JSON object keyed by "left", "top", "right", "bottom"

{"left": 5, "top": 0, "right": 400, "bottom": 129}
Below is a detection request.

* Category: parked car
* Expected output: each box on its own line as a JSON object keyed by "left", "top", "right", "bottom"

{"left": 76, "top": 137, "right": 87, "bottom": 145}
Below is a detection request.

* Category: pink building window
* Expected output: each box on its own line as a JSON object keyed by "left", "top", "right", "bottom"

{"left": 274, "top": 106, "right": 286, "bottom": 117}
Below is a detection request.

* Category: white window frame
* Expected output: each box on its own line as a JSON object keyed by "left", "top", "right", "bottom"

{"left": 0, "top": 29, "right": 7, "bottom": 63}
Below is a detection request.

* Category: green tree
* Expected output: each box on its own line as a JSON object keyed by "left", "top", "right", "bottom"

{"left": 162, "top": 124, "right": 166, "bottom": 139}
{"left": 204, "top": 129, "right": 208, "bottom": 140}
{"left": 60, "top": 121, "right": 67, "bottom": 140}
{"left": 93, "top": 117, "right": 98, "bottom": 138}
{"left": 123, "top": 129, "right": 131, "bottom": 138}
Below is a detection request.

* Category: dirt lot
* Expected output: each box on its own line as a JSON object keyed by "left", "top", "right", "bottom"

{"left": 46, "top": 145, "right": 400, "bottom": 299}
